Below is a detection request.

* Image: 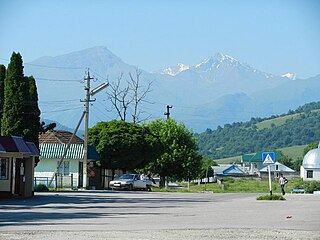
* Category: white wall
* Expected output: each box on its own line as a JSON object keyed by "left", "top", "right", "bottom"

{"left": 35, "top": 158, "right": 81, "bottom": 187}
{"left": 300, "top": 166, "right": 320, "bottom": 181}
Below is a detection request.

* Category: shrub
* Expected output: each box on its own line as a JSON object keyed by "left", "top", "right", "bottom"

{"left": 292, "top": 178, "right": 320, "bottom": 193}
{"left": 35, "top": 184, "right": 49, "bottom": 192}
{"left": 305, "top": 181, "right": 320, "bottom": 193}
{"left": 257, "top": 194, "right": 285, "bottom": 200}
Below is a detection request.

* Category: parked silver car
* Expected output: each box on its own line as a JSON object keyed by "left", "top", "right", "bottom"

{"left": 109, "top": 174, "right": 154, "bottom": 191}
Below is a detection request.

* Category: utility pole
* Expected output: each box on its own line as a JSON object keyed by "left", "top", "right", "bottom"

{"left": 81, "top": 70, "right": 95, "bottom": 188}
{"left": 80, "top": 69, "right": 109, "bottom": 189}
{"left": 164, "top": 105, "right": 173, "bottom": 119}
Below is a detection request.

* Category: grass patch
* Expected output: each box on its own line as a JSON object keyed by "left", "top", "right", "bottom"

{"left": 278, "top": 145, "right": 306, "bottom": 160}
{"left": 215, "top": 156, "right": 241, "bottom": 164}
{"left": 213, "top": 144, "right": 307, "bottom": 162}
{"left": 154, "top": 178, "right": 295, "bottom": 194}
{"left": 257, "top": 194, "right": 285, "bottom": 200}
{"left": 255, "top": 113, "right": 301, "bottom": 130}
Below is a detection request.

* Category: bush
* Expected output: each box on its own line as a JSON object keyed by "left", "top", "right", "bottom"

{"left": 257, "top": 194, "right": 285, "bottom": 200}
{"left": 292, "top": 178, "right": 320, "bottom": 193}
{"left": 34, "top": 184, "right": 49, "bottom": 192}
{"left": 305, "top": 181, "right": 320, "bottom": 193}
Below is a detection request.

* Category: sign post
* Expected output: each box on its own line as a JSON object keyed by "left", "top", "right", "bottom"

{"left": 262, "top": 152, "right": 275, "bottom": 195}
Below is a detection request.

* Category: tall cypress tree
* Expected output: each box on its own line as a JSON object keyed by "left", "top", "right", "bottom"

{"left": 23, "top": 76, "right": 41, "bottom": 147}
{"left": 0, "top": 65, "right": 6, "bottom": 129}
{"left": 1, "top": 52, "right": 26, "bottom": 136}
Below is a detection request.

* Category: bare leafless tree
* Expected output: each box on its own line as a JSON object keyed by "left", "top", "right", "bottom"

{"left": 129, "top": 69, "right": 152, "bottom": 123}
{"left": 107, "top": 73, "right": 133, "bottom": 121}
{"left": 106, "top": 69, "right": 152, "bottom": 123}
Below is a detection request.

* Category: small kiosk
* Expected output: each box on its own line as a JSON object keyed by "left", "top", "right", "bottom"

{"left": 0, "top": 136, "right": 39, "bottom": 198}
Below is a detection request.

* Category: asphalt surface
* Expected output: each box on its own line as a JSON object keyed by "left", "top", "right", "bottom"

{"left": 0, "top": 191, "right": 319, "bottom": 239}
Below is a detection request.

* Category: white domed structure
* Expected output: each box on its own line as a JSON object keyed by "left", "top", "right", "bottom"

{"left": 301, "top": 146, "right": 320, "bottom": 181}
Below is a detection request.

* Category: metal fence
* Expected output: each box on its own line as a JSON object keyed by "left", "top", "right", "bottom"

{"left": 34, "top": 174, "right": 77, "bottom": 189}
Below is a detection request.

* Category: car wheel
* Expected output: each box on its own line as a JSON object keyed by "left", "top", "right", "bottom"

{"left": 128, "top": 184, "right": 133, "bottom": 191}
{"left": 147, "top": 185, "right": 152, "bottom": 192}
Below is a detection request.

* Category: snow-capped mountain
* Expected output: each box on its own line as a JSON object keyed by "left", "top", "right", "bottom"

{"left": 160, "top": 63, "right": 190, "bottom": 76}
{"left": 155, "top": 52, "right": 287, "bottom": 103}
{"left": 281, "top": 72, "right": 296, "bottom": 80}
{"left": 22, "top": 46, "right": 320, "bottom": 132}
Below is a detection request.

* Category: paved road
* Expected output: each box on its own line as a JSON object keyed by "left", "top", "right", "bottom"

{"left": 0, "top": 191, "right": 319, "bottom": 239}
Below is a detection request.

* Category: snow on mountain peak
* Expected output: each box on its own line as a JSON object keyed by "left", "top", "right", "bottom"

{"left": 281, "top": 72, "right": 296, "bottom": 80}
{"left": 195, "top": 53, "right": 239, "bottom": 70}
{"left": 215, "top": 53, "right": 238, "bottom": 63}
{"left": 161, "top": 63, "right": 190, "bottom": 76}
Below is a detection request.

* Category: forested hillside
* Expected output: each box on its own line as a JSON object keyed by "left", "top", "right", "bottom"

{"left": 197, "top": 102, "right": 320, "bottom": 159}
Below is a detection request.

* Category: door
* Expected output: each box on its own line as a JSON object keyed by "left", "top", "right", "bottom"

{"left": 14, "top": 159, "right": 24, "bottom": 196}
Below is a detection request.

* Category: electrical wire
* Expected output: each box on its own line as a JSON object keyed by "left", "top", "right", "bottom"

{"left": 41, "top": 106, "right": 83, "bottom": 114}
{"left": 0, "top": 57, "right": 85, "bottom": 70}
{"left": 35, "top": 77, "right": 82, "bottom": 82}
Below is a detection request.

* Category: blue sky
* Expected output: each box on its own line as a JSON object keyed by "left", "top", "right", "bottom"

{"left": 0, "top": 0, "right": 319, "bottom": 79}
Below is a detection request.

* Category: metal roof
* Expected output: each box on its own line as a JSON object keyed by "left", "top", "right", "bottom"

{"left": 0, "top": 144, "right": 6, "bottom": 152}
{"left": 259, "top": 162, "right": 295, "bottom": 173}
{"left": 40, "top": 143, "right": 100, "bottom": 161}
{"left": 211, "top": 164, "right": 246, "bottom": 176}
{"left": 0, "top": 136, "right": 40, "bottom": 156}
{"left": 303, "top": 148, "right": 320, "bottom": 169}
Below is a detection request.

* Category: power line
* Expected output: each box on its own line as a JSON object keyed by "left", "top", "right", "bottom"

{"left": 41, "top": 106, "right": 83, "bottom": 113}
{"left": 40, "top": 99, "right": 80, "bottom": 103}
{"left": 35, "top": 77, "right": 82, "bottom": 82}
{"left": 0, "top": 57, "right": 84, "bottom": 70}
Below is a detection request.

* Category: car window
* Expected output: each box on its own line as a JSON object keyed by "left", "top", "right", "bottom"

{"left": 119, "top": 174, "right": 134, "bottom": 180}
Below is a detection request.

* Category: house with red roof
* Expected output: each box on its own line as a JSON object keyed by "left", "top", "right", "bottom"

{"left": 35, "top": 130, "right": 100, "bottom": 189}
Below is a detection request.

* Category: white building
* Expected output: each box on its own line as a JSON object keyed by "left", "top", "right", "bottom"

{"left": 259, "top": 162, "right": 296, "bottom": 180}
{"left": 301, "top": 145, "right": 320, "bottom": 181}
{"left": 35, "top": 130, "right": 100, "bottom": 188}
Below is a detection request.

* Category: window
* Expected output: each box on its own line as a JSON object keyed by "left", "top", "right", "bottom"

{"left": 0, "top": 158, "right": 8, "bottom": 180}
{"left": 307, "top": 170, "right": 313, "bottom": 179}
{"left": 58, "top": 161, "right": 70, "bottom": 175}
{"left": 275, "top": 165, "right": 279, "bottom": 171}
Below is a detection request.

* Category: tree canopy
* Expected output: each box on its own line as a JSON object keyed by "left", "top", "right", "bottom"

{"left": 0, "top": 52, "right": 41, "bottom": 151}
{"left": 0, "top": 65, "right": 5, "bottom": 128}
{"left": 197, "top": 101, "right": 320, "bottom": 160}
{"left": 146, "top": 119, "right": 202, "bottom": 186}
{"left": 1, "top": 52, "right": 25, "bottom": 136}
{"left": 88, "top": 120, "right": 161, "bottom": 173}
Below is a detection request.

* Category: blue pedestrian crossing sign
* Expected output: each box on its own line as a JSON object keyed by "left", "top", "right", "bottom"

{"left": 262, "top": 152, "right": 275, "bottom": 164}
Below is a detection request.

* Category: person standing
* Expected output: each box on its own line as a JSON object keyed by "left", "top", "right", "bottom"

{"left": 279, "top": 174, "right": 287, "bottom": 195}
{"left": 147, "top": 171, "right": 156, "bottom": 184}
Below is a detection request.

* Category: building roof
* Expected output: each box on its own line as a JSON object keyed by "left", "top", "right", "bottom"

{"left": 211, "top": 164, "right": 246, "bottom": 176}
{"left": 39, "top": 130, "right": 83, "bottom": 144}
{"left": 40, "top": 143, "right": 100, "bottom": 161}
{"left": 258, "top": 162, "right": 295, "bottom": 173}
{"left": 0, "top": 136, "right": 40, "bottom": 157}
{"left": 0, "top": 144, "right": 6, "bottom": 152}
{"left": 303, "top": 147, "right": 320, "bottom": 169}
{"left": 241, "top": 151, "right": 283, "bottom": 163}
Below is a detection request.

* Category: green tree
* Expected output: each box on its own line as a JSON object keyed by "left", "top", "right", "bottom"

{"left": 199, "top": 156, "right": 217, "bottom": 179}
{"left": 23, "top": 76, "right": 41, "bottom": 147}
{"left": 1, "top": 52, "right": 26, "bottom": 136}
{"left": 146, "top": 119, "right": 202, "bottom": 187}
{"left": 0, "top": 65, "right": 5, "bottom": 128}
{"left": 1, "top": 53, "right": 42, "bottom": 162}
{"left": 303, "top": 141, "right": 318, "bottom": 155}
{"left": 88, "top": 120, "right": 161, "bottom": 178}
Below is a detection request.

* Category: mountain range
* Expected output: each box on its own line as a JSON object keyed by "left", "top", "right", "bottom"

{"left": 24, "top": 46, "right": 320, "bottom": 132}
